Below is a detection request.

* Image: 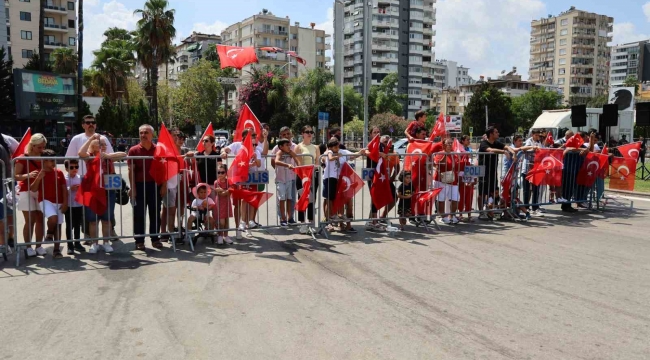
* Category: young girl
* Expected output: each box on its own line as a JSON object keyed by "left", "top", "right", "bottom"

{"left": 187, "top": 183, "right": 216, "bottom": 241}
{"left": 213, "top": 164, "right": 234, "bottom": 245}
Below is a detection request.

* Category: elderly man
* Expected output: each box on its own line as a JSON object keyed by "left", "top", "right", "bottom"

{"left": 128, "top": 124, "right": 165, "bottom": 251}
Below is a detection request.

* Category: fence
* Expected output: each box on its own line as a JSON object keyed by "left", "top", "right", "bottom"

{"left": 0, "top": 159, "right": 8, "bottom": 261}
{"left": 1, "top": 146, "right": 625, "bottom": 266}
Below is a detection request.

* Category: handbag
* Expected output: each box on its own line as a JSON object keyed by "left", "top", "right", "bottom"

{"left": 117, "top": 179, "right": 130, "bottom": 206}
{"left": 440, "top": 171, "right": 455, "bottom": 184}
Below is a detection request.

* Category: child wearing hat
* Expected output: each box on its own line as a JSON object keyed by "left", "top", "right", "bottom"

{"left": 187, "top": 183, "right": 216, "bottom": 239}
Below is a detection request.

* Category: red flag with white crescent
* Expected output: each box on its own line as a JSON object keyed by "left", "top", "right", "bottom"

{"left": 609, "top": 157, "right": 636, "bottom": 191}
{"left": 230, "top": 188, "right": 273, "bottom": 209}
{"left": 12, "top": 128, "right": 31, "bottom": 159}
{"left": 617, "top": 141, "right": 642, "bottom": 161}
{"left": 370, "top": 160, "right": 393, "bottom": 210}
{"left": 228, "top": 132, "right": 253, "bottom": 185}
{"left": 577, "top": 152, "right": 609, "bottom": 187}
{"left": 196, "top": 123, "right": 214, "bottom": 152}
{"left": 216, "top": 45, "right": 258, "bottom": 70}
{"left": 292, "top": 165, "right": 315, "bottom": 212}
{"left": 233, "top": 103, "right": 263, "bottom": 143}
{"left": 525, "top": 149, "right": 564, "bottom": 186}
{"left": 150, "top": 124, "right": 181, "bottom": 185}
{"left": 331, "top": 162, "right": 364, "bottom": 215}
{"left": 429, "top": 113, "right": 446, "bottom": 141}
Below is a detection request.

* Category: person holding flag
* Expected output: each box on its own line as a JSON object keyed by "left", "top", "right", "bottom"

{"left": 294, "top": 125, "right": 320, "bottom": 234}
{"left": 560, "top": 132, "right": 593, "bottom": 212}
{"left": 433, "top": 139, "right": 462, "bottom": 224}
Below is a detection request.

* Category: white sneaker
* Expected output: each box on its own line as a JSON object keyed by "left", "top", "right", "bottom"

{"left": 533, "top": 210, "right": 545, "bottom": 217}
{"left": 299, "top": 225, "right": 309, "bottom": 234}
{"left": 224, "top": 236, "right": 234, "bottom": 244}
{"left": 89, "top": 244, "right": 100, "bottom": 254}
{"left": 557, "top": 197, "right": 568, "bottom": 203}
{"left": 451, "top": 217, "right": 460, "bottom": 224}
{"left": 103, "top": 243, "right": 114, "bottom": 253}
{"left": 235, "top": 230, "right": 243, "bottom": 240}
{"left": 25, "top": 247, "right": 37, "bottom": 257}
{"left": 6, "top": 246, "right": 13, "bottom": 255}
{"left": 441, "top": 217, "right": 451, "bottom": 224}
{"left": 216, "top": 236, "right": 223, "bottom": 245}
{"left": 35, "top": 247, "right": 47, "bottom": 256}
{"left": 238, "top": 222, "right": 246, "bottom": 231}
{"left": 248, "top": 221, "right": 258, "bottom": 229}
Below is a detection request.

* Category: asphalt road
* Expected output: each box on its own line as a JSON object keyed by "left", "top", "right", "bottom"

{"left": 0, "top": 162, "right": 649, "bottom": 359}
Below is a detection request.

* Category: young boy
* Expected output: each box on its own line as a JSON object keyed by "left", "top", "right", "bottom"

{"left": 64, "top": 159, "right": 85, "bottom": 255}
{"left": 30, "top": 149, "right": 68, "bottom": 259}
{"left": 396, "top": 171, "right": 414, "bottom": 230}
{"left": 273, "top": 138, "right": 301, "bottom": 227}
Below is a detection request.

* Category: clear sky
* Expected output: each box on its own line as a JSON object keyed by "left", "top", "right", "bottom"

{"left": 83, "top": 0, "right": 650, "bottom": 80}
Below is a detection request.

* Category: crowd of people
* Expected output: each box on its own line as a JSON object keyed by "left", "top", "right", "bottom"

{"left": 0, "top": 111, "right": 646, "bottom": 261}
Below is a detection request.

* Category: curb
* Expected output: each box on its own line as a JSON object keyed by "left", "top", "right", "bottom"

{"left": 606, "top": 189, "right": 650, "bottom": 198}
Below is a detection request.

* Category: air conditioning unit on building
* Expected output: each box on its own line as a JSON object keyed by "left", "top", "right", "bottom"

{"left": 372, "top": 62, "right": 377, "bottom": 66}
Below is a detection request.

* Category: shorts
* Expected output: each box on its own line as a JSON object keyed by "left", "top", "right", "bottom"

{"left": 85, "top": 191, "right": 116, "bottom": 222}
{"left": 397, "top": 204, "right": 412, "bottom": 217}
{"left": 163, "top": 187, "right": 178, "bottom": 208}
{"left": 17, "top": 191, "right": 39, "bottom": 212}
{"left": 433, "top": 181, "right": 460, "bottom": 202}
{"left": 0, "top": 192, "right": 13, "bottom": 220}
{"left": 478, "top": 176, "right": 498, "bottom": 196}
{"left": 322, "top": 178, "right": 338, "bottom": 201}
{"left": 39, "top": 200, "right": 64, "bottom": 224}
{"left": 276, "top": 182, "right": 294, "bottom": 201}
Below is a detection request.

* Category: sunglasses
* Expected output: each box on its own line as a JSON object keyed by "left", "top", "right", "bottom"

{"left": 217, "top": 171, "right": 226, "bottom": 174}
{"left": 304, "top": 131, "right": 314, "bottom": 134}
{"left": 251, "top": 134, "right": 257, "bottom": 138}
{"left": 202, "top": 139, "right": 211, "bottom": 143}
{"left": 84, "top": 121, "right": 96, "bottom": 125}
{"left": 68, "top": 165, "right": 79, "bottom": 169}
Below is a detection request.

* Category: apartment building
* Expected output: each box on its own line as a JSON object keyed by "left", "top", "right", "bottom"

{"left": 459, "top": 73, "right": 538, "bottom": 113}
{"left": 334, "top": 0, "right": 437, "bottom": 119}
{"left": 609, "top": 40, "right": 650, "bottom": 87}
{"left": 5, "top": 0, "right": 78, "bottom": 68}
{"left": 220, "top": 9, "right": 329, "bottom": 79}
{"left": 528, "top": 6, "right": 613, "bottom": 104}
{"left": 1, "top": 1, "right": 7, "bottom": 59}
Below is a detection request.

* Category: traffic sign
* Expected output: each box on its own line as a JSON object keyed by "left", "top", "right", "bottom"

{"left": 318, "top": 111, "right": 330, "bottom": 129}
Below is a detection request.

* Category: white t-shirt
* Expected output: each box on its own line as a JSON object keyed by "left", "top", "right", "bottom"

{"left": 323, "top": 149, "right": 353, "bottom": 179}
{"left": 65, "top": 174, "right": 82, "bottom": 207}
{"left": 2, "top": 134, "right": 19, "bottom": 153}
{"left": 66, "top": 133, "right": 115, "bottom": 176}
{"left": 227, "top": 142, "right": 265, "bottom": 171}
{"left": 271, "top": 143, "right": 297, "bottom": 182}
{"left": 191, "top": 197, "right": 215, "bottom": 217}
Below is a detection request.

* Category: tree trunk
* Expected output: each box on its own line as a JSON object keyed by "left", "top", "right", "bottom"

{"left": 77, "top": 0, "right": 83, "bottom": 126}
{"left": 38, "top": 0, "right": 45, "bottom": 70}
{"left": 151, "top": 48, "right": 159, "bottom": 130}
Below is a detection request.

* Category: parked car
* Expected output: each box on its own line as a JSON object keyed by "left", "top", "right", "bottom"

{"left": 393, "top": 138, "right": 409, "bottom": 155}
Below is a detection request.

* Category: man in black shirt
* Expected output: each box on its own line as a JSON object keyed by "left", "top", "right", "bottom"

{"left": 478, "top": 126, "right": 506, "bottom": 219}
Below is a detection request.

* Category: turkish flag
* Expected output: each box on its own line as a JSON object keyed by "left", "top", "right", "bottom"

{"left": 228, "top": 132, "right": 253, "bottom": 185}
{"left": 617, "top": 142, "right": 642, "bottom": 161}
{"left": 287, "top": 51, "right": 307, "bottom": 66}
{"left": 565, "top": 134, "right": 585, "bottom": 148}
{"left": 75, "top": 154, "right": 107, "bottom": 215}
{"left": 609, "top": 157, "right": 636, "bottom": 191}
{"left": 150, "top": 124, "right": 180, "bottom": 185}
{"left": 370, "top": 160, "right": 394, "bottom": 210}
{"left": 216, "top": 45, "right": 258, "bottom": 70}
{"left": 367, "top": 135, "right": 381, "bottom": 163}
{"left": 429, "top": 113, "right": 446, "bottom": 141}
{"left": 12, "top": 128, "right": 31, "bottom": 159}
{"left": 545, "top": 132, "right": 554, "bottom": 146}
{"left": 525, "top": 149, "right": 564, "bottom": 186}
{"left": 233, "top": 103, "right": 263, "bottom": 143}
{"left": 602, "top": 145, "right": 609, "bottom": 155}
{"left": 500, "top": 159, "right": 517, "bottom": 204}
{"left": 292, "top": 165, "right": 314, "bottom": 212}
{"left": 196, "top": 123, "right": 214, "bottom": 152}
{"left": 412, "top": 188, "right": 442, "bottom": 215}
{"left": 404, "top": 140, "right": 434, "bottom": 171}
{"left": 577, "top": 152, "right": 609, "bottom": 187}
{"left": 230, "top": 188, "right": 273, "bottom": 209}
{"left": 331, "top": 162, "right": 364, "bottom": 214}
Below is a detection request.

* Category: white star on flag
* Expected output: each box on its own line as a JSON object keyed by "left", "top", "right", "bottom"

{"left": 159, "top": 158, "right": 167, "bottom": 164}
{"left": 620, "top": 176, "right": 625, "bottom": 180}
{"left": 545, "top": 170, "right": 551, "bottom": 174}
{"left": 587, "top": 171, "right": 592, "bottom": 176}
{"left": 379, "top": 174, "right": 386, "bottom": 182}
{"left": 239, "top": 161, "right": 246, "bottom": 167}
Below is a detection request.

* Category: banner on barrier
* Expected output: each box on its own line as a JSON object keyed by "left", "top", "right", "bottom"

{"left": 103, "top": 174, "right": 123, "bottom": 190}
{"left": 463, "top": 165, "right": 485, "bottom": 178}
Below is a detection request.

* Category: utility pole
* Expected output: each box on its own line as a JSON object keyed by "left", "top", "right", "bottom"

{"left": 362, "top": 0, "right": 372, "bottom": 147}
{"left": 485, "top": 105, "right": 489, "bottom": 130}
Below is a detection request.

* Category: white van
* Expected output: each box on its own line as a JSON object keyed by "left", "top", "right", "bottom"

{"left": 530, "top": 109, "right": 634, "bottom": 141}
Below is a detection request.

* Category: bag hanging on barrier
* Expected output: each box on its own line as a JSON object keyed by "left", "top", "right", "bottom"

{"left": 440, "top": 171, "right": 455, "bottom": 184}
{"left": 117, "top": 179, "right": 130, "bottom": 206}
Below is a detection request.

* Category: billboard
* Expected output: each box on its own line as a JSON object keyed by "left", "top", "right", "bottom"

{"left": 444, "top": 115, "right": 462, "bottom": 132}
{"left": 14, "top": 69, "right": 77, "bottom": 120}
{"left": 608, "top": 87, "right": 635, "bottom": 112}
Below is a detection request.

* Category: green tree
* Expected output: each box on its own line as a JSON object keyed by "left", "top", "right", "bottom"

{"left": 288, "top": 67, "right": 335, "bottom": 124}
{"left": 157, "top": 81, "right": 174, "bottom": 127}
{"left": 238, "top": 66, "right": 291, "bottom": 129}
{"left": 134, "top": 0, "right": 176, "bottom": 129}
{"left": 0, "top": 47, "right": 15, "bottom": 123}
{"left": 343, "top": 117, "right": 364, "bottom": 136}
{"left": 623, "top": 75, "right": 640, "bottom": 96}
{"left": 129, "top": 99, "right": 151, "bottom": 134}
{"left": 52, "top": 47, "right": 78, "bottom": 74}
{"left": 126, "top": 78, "right": 146, "bottom": 109}
{"left": 370, "top": 113, "right": 410, "bottom": 136}
{"left": 23, "top": 52, "right": 53, "bottom": 72}
{"left": 370, "top": 72, "right": 406, "bottom": 118}
{"left": 172, "top": 59, "right": 222, "bottom": 129}
{"left": 91, "top": 38, "right": 136, "bottom": 103}
{"left": 464, "top": 82, "right": 515, "bottom": 135}
{"left": 511, "top": 87, "right": 563, "bottom": 131}
{"left": 82, "top": 68, "right": 103, "bottom": 96}
{"left": 95, "top": 97, "right": 121, "bottom": 135}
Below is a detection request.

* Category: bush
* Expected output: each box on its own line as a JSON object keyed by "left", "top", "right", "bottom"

{"left": 370, "top": 113, "right": 410, "bottom": 136}
{"left": 343, "top": 117, "right": 365, "bottom": 136}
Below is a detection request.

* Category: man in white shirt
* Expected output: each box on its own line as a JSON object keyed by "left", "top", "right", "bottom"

{"left": 65, "top": 115, "right": 114, "bottom": 176}
{"left": 522, "top": 130, "right": 543, "bottom": 216}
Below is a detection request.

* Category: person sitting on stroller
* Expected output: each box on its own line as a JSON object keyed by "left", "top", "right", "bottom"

{"left": 187, "top": 183, "right": 216, "bottom": 240}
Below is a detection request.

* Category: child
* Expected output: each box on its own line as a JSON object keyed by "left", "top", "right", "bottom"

{"left": 64, "top": 159, "right": 85, "bottom": 255}
{"left": 30, "top": 149, "right": 68, "bottom": 259}
{"left": 213, "top": 165, "right": 234, "bottom": 245}
{"left": 187, "top": 183, "right": 216, "bottom": 241}
{"left": 273, "top": 139, "right": 301, "bottom": 227}
{"left": 396, "top": 171, "right": 414, "bottom": 230}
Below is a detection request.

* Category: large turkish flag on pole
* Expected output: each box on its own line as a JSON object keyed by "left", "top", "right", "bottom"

{"left": 216, "top": 45, "right": 258, "bottom": 70}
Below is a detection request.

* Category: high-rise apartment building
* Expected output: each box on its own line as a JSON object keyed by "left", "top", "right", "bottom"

{"left": 528, "top": 7, "right": 613, "bottom": 104}
{"left": 5, "top": 0, "right": 78, "bottom": 68}
{"left": 1, "top": 1, "right": 8, "bottom": 59}
{"left": 609, "top": 40, "right": 650, "bottom": 87}
{"left": 334, "top": 0, "right": 437, "bottom": 119}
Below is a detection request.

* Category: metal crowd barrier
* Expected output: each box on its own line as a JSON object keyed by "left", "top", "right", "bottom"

{"left": 0, "top": 159, "right": 9, "bottom": 261}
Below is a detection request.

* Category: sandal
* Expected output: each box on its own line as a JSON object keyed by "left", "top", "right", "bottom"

{"left": 53, "top": 250, "right": 63, "bottom": 259}
{"left": 135, "top": 243, "right": 146, "bottom": 251}
{"left": 152, "top": 241, "right": 163, "bottom": 249}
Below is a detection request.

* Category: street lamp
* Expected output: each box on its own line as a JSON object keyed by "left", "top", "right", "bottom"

{"left": 335, "top": 0, "right": 345, "bottom": 141}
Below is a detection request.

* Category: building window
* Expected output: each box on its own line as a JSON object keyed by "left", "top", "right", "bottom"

{"left": 44, "top": 17, "right": 55, "bottom": 25}
{"left": 559, "top": 68, "right": 565, "bottom": 75}
{"left": 560, "top": 29, "right": 568, "bottom": 36}
{"left": 68, "top": 19, "right": 75, "bottom": 28}
{"left": 5, "top": 8, "right": 9, "bottom": 19}
{"left": 44, "top": 35, "right": 54, "bottom": 44}
{"left": 316, "top": 49, "right": 323, "bottom": 56}
{"left": 560, "top": 39, "right": 567, "bottom": 46}
{"left": 21, "top": 49, "right": 33, "bottom": 58}
{"left": 67, "top": 1, "right": 74, "bottom": 10}
{"left": 559, "top": 48, "right": 566, "bottom": 55}
{"left": 19, "top": 12, "right": 32, "bottom": 21}
{"left": 559, "top": 58, "right": 566, "bottom": 65}
{"left": 558, "top": 78, "right": 565, "bottom": 85}
{"left": 316, "top": 37, "right": 323, "bottom": 43}
{"left": 68, "top": 37, "right": 75, "bottom": 46}
{"left": 561, "top": 19, "right": 568, "bottom": 26}
{"left": 20, "top": 30, "right": 32, "bottom": 40}
{"left": 18, "top": 0, "right": 30, "bottom": 2}
{"left": 317, "top": 61, "right": 324, "bottom": 67}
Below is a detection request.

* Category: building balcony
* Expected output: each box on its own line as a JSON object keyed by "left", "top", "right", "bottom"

{"left": 374, "top": 67, "right": 391, "bottom": 73}
{"left": 373, "top": 32, "right": 398, "bottom": 40}
{"left": 325, "top": 43, "right": 331, "bottom": 50}
{"left": 44, "top": 41, "right": 71, "bottom": 50}
{"left": 44, "top": 5, "right": 68, "bottom": 14}
{"left": 44, "top": 23, "right": 70, "bottom": 33}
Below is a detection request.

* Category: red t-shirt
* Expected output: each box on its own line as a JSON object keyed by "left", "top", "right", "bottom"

{"left": 38, "top": 169, "right": 67, "bottom": 204}
{"left": 434, "top": 154, "right": 460, "bottom": 185}
{"left": 431, "top": 142, "right": 443, "bottom": 153}
{"left": 15, "top": 156, "right": 42, "bottom": 192}
{"left": 128, "top": 143, "right": 156, "bottom": 183}
{"left": 406, "top": 120, "right": 426, "bottom": 138}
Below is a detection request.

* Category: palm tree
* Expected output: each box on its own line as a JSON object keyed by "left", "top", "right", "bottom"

{"left": 52, "top": 47, "right": 78, "bottom": 74}
{"left": 38, "top": 0, "right": 45, "bottom": 70}
{"left": 91, "top": 39, "right": 135, "bottom": 103}
{"left": 134, "top": 0, "right": 176, "bottom": 130}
